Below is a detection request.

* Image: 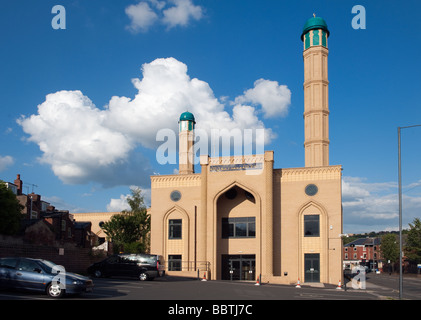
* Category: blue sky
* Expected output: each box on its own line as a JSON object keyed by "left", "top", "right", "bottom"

{"left": 1, "top": 0, "right": 420, "bottom": 234}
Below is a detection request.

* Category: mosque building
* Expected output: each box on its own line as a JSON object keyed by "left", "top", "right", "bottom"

{"left": 149, "top": 16, "right": 343, "bottom": 285}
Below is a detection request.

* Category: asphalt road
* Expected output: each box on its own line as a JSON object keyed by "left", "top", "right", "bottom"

{"left": 1, "top": 273, "right": 420, "bottom": 318}
{"left": 1, "top": 272, "right": 419, "bottom": 301}
{"left": 361, "top": 272, "right": 421, "bottom": 300}
{"left": 84, "top": 276, "right": 374, "bottom": 300}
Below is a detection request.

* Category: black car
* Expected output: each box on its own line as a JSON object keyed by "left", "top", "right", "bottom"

{"left": 0, "top": 257, "right": 93, "bottom": 298}
{"left": 88, "top": 254, "right": 165, "bottom": 281}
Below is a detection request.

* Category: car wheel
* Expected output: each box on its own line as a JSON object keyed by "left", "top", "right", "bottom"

{"left": 47, "top": 283, "right": 64, "bottom": 298}
{"left": 93, "top": 270, "right": 102, "bottom": 278}
{"left": 139, "top": 272, "right": 148, "bottom": 281}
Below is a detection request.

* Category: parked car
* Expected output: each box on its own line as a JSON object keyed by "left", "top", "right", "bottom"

{"left": 88, "top": 253, "right": 165, "bottom": 281}
{"left": 0, "top": 257, "right": 93, "bottom": 298}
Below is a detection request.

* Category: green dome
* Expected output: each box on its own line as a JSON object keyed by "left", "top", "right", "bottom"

{"left": 301, "top": 16, "right": 329, "bottom": 40}
{"left": 179, "top": 111, "right": 196, "bottom": 123}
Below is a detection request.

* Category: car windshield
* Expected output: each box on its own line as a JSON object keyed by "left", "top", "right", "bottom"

{"left": 37, "top": 260, "right": 59, "bottom": 273}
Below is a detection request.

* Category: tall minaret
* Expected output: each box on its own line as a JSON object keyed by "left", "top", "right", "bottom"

{"left": 301, "top": 15, "right": 330, "bottom": 167}
{"left": 178, "top": 111, "right": 195, "bottom": 174}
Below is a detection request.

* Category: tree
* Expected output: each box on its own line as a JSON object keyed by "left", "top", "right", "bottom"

{"left": 381, "top": 233, "right": 399, "bottom": 267}
{"left": 101, "top": 187, "right": 150, "bottom": 254}
{"left": 0, "top": 181, "right": 23, "bottom": 235}
{"left": 405, "top": 217, "right": 421, "bottom": 264}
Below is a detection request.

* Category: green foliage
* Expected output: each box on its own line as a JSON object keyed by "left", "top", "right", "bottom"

{"left": 0, "top": 181, "right": 23, "bottom": 235}
{"left": 405, "top": 217, "right": 421, "bottom": 264}
{"left": 381, "top": 233, "right": 399, "bottom": 263}
{"left": 101, "top": 187, "right": 150, "bottom": 254}
{"left": 122, "top": 242, "right": 145, "bottom": 254}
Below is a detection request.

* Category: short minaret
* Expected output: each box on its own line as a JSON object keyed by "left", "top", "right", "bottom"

{"left": 178, "top": 111, "right": 195, "bottom": 174}
{"left": 301, "top": 15, "right": 330, "bottom": 167}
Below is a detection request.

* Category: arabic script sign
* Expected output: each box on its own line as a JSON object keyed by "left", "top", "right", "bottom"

{"left": 210, "top": 162, "right": 263, "bottom": 172}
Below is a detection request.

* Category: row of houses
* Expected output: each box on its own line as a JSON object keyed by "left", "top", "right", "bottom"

{"left": 4, "top": 174, "right": 99, "bottom": 249}
{"left": 343, "top": 237, "right": 383, "bottom": 271}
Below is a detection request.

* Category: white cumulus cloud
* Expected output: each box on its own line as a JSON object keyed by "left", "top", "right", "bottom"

{"left": 106, "top": 194, "right": 131, "bottom": 212}
{"left": 234, "top": 79, "right": 291, "bottom": 118}
{"left": 126, "top": 1, "right": 159, "bottom": 33}
{"left": 17, "top": 90, "right": 139, "bottom": 186}
{"left": 107, "top": 187, "right": 151, "bottom": 212}
{"left": 104, "top": 57, "right": 277, "bottom": 149}
{"left": 162, "top": 0, "right": 203, "bottom": 29}
{"left": 0, "top": 155, "right": 14, "bottom": 172}
{"left": 18, "top": 57, "right": 289, "bottom": 187}
{"left": 126, "top": 0, "right": 203, "bottom": 32}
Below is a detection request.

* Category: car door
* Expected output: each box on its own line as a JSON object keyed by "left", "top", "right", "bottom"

{"left": 0, "top": 258, "right": 18, "bottom": 288}
{"left": 118, "top": 255, "right": 138, "bottom": 277}
{"left": 103, "top": 255, "right": 121, "bottom": 276}
{"left": 14, "top": 259, "right": 46, "bottom": 291}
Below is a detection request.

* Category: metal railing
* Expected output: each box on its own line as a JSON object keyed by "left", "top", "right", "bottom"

{"left": 165, "top": 260, "right": 210, "bottom": 272}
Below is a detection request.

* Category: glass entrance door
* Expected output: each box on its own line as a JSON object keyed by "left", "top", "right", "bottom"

{"left": 241, "top": 258, "right": 255, "bottom": 281}
{"left": 304, "top": 253, "right": 320, "bottom": 283}
{"left": 222, "top": 255, "right": 255, "bottom": 281}
{"left": 229, "top": 259, "right": 241, "bottom": 280}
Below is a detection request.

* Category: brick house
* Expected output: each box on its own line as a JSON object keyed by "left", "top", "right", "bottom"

{"left": 74, "top": 221, "right": 95, "bottom": 248}
{"left": 343, "top": 238, "right": 382, "bottom": 271}
{"left": 21, "top": 219, "right": 56, "bottom": 246}
{"left": 5, "top": 174, "right": 96, "bottom": 248}
{"left": 7, "top": 174, "right": 49, "bottom": 220}
{"left": 41, "top": 209, "right": 75, "bottom": 243}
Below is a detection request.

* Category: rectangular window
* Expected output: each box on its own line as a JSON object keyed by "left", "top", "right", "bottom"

{"left": 305, "top": 33, "right": 310, "bottom": 49}
{"left": 222, "top": 217, "right": 255, "bottom": 238}
{"left": 313, "top": 29, "right": 320, "bottom": 46}
{"left": 304, "top": 215, "right": 320, "bottom": 237}
{"left": 168, "top": 255, "right": 182, "bottom": 271}
{"left": 322, "top": 30, "right": 327, "bottom": 47}
{"left": 169, "top": 219, "right": 182, "bottom": 239}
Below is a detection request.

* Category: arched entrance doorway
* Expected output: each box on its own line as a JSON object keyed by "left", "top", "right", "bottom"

{"left": 215, "top": 184, "right": 260, "bottom": 280}
{"left": 297, "top": 201, "right": 328, "bottom": 283}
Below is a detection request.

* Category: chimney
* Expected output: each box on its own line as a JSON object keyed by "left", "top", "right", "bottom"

{"left": 14, "top": 174, "right": 23, "bottom": 195}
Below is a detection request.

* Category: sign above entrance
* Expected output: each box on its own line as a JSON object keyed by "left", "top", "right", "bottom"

{"left": 210, "top": 162, "right": 263, "bottom": 172}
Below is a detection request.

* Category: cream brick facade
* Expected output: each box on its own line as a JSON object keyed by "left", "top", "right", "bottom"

{"left": 150, "top": 157, "right": 342, "bottom": 285}
{"left": 73, "top": 212, "right": 118, "bottom": 238}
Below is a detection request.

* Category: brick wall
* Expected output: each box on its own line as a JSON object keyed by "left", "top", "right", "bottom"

{"left": 0, "top": 240, "right": 107, "bottom": 274}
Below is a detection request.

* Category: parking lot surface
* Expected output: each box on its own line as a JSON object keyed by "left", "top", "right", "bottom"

{"left": 2, "top": 272, "right": 420, "bottom": 301}
{"left": 2, "top": 273, "right": 420, "bottom": 318}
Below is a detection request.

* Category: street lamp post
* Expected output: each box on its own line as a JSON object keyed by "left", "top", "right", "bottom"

{"left": 397, "top": 124, "right": 421, "bottom": 300}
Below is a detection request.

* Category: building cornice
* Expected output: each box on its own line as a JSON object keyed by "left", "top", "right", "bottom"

{"left": 209, "top": 154, "right": 265, "bottom": 165}
{"left": 151, "top": 174, "right": 201, "bottom": 188}
{"left": 274, "top": 165, "right": 342, "bottom": 182}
